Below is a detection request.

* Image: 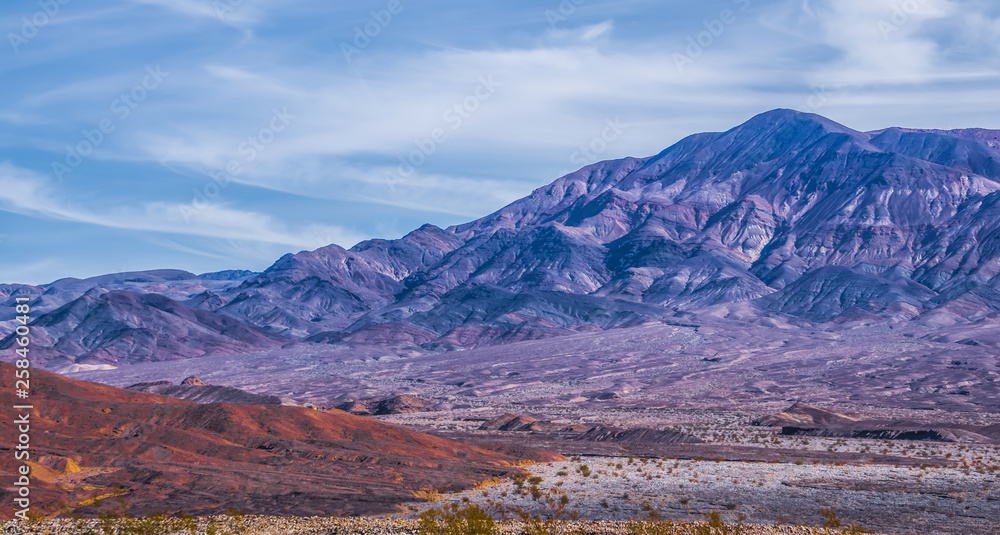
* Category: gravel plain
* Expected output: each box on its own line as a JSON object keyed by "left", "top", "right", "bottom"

{"left": 2, "top": 455, "right": 997, "bottom": 534}
{"left": 0, "top": 516, "right": 876, "bottom": 535}
{"left": 404, "top": 457, "right": 1000, "bottom": 535}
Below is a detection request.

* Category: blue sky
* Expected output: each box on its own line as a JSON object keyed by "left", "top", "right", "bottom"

{"left": 1, "top": 0, "right": 999, "bottom": 284}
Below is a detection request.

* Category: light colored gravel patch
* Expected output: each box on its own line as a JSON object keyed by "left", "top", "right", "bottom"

{"left": 409, "top": 457, "right": 1000, "bottom": 535}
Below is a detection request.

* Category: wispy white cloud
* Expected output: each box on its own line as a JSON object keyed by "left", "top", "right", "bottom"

{"left": 113, "top": 39, "right": 765, "bottom": 199}
{"left": 544, "top": 20, "right": 615, "bottom": 43}
{"left": 33, "top": 5, "right": 993, "bottom": 222}
{"left": 125, "top": 0, "right": 267, "bottom": 28}
{"left": 0, "top": 162, "right": 364, "bottom": 249}
{"left": 764, "top": 0, "right": 1000, "bottom": 88}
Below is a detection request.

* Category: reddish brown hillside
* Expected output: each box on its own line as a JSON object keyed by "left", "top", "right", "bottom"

{"left": 0, "top": 364, "right": 561, "bottom": 519}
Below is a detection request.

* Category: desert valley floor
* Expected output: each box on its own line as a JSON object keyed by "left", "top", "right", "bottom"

{"left": 47, "top": 320, "right": 1000, "bottom": 534}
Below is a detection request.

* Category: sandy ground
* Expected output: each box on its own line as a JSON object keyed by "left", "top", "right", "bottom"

{"left": 405, "top": 456, "right": 1000, "bottom": 535}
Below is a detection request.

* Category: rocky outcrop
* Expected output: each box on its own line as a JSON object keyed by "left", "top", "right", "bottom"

{"left": 760, "top": 404, "right": 999, "bottom": 443}
{"left": 335, "top": 394, "right": 435, "bottom": 415}
{"left": 479, "top": 414, "right": 596, "bottom": 433}
{"left": 126, "top": 377, "right": 282, "bottom": 405}
{"left": 753, "top": 402, "right": 861, "bottom": 427}
{"left": 574, "top": 425, "right": 704, "bottom": 445}
{"left": 780, "top": 425, "right": 996, "bottom": 444}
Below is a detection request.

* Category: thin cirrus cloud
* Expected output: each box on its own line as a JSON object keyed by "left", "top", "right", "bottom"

{"left": 123, "top": 0, "right": 269, "bottom": 28}
{"left": 0, "top": 162, "right": 362, "bottom": 250}
{"left": 121, "top": 43, "right": 764, "bottom": 190}
{"left": 762, "top": 0, "right": 996, "bottom": 87}
{"left": 0, "top": 0, "right": 999, "bottom": 284}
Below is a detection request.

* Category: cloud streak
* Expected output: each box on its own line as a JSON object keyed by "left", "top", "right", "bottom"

{"left": 0, "top": 162, "right": 364, "bottom": 250}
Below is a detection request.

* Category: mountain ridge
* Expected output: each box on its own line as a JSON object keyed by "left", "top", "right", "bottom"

{"left": 5, "top": 109, "right": 1000, "bottom": 369}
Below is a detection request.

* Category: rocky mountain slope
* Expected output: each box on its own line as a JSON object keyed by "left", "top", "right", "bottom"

{"left": 125, "top": 376, "right": 284, "bottom": 405}
{"left": 4, "top": 109, "right": 1000, "bottom": 369}
{"left": 0, "top": 363, "right": 559, "bottom": 518}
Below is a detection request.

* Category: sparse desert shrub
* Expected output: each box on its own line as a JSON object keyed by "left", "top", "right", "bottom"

{"left": 128, "top": 512, "right": 198, "bottom": 535}
{"left": 506, "top": 491, "right": 579, "bottom": 535}
{"left": 177, "top": 512, "right": 197, "bottom": 532}
{"left": 820, "top": 508, "right": 842, "bottom": 529}
{"left": 414, "top": 487, "right": 443, "bottom": 502}
{"left": 628, "top": 511, "right": 747, "bottom": 535}
{"left": 697, "top": 511, "right": 748, "bottom": 535}
{"left": 418, "top": 503, "right": 499, "bottom": 535}
{"left": 627, "top": 517, "right": 681, "bottom": 535}
{"left": 98, "top": 510, "right": 121, "bottom": 534}
{"left": 706, "top": 511, "right": 724, "bottom": 528}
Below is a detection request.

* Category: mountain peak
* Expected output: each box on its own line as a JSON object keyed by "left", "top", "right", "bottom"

{"left": 735, "top": 108, "right": 865, "bottom": 139}
{"left": 748, "top": 108, "right": 812, "bottom": 121}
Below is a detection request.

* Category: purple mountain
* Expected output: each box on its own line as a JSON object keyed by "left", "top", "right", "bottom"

{"left": 5, "top": 109, "right": 1000, "bottom": 369}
